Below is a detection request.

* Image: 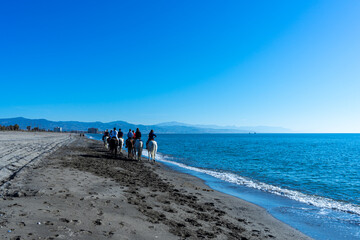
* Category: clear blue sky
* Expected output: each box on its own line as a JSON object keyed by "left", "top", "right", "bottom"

{"left": 1, "top": 0, "right": 359, "bottom": 132}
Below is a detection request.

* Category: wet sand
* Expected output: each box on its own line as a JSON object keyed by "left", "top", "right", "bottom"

{"left": 0, "top": 134, "right": 311, "bottom": 239}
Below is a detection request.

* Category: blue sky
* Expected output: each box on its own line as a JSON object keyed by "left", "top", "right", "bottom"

{"left": 1, "top": 0, "right": 359, "bottom": 132}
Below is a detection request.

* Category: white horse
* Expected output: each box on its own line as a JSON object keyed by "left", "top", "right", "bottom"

{"left": 117, "top": 138, "right": 124, "bottom": 154}
{"left": 147, "top": 140, "right": 157, "bottom": 162}
{"left": 103, "top": 136, "right": 109, "bottom": 149}
{"left": 134, "top": 139, "right": 143, "bottom": 161}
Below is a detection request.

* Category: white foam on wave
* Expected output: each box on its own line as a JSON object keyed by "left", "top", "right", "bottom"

{"left": 85, "top": 135, "right": 95, "bottom": 139}
{"left": 144, "top": 150, "right": 360, "bottom": 216}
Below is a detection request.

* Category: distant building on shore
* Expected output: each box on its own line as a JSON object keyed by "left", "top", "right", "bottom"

{"left": 54, "top": 127, "right": 62, "bottom": 132}
{"left": 88, "top": 128, "right": 98, "bottom": 134}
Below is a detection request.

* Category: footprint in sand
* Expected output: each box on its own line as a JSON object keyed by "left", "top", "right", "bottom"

{"left": 72, "top": 219, "right": 81, "bottom": 224}
{"left": 93, "top": 219, "right": 102, "bottom": 225}
{"left": 59, "top": 218, "right": 70, "bottom": 223}
{"left": 38, "top": 208, "right": 51, "bottom": 213}
{"left": 10, "top": 236, "right": 21, "bottom": 240}
{"left": 76, "top": 229, "right": 93, "bottom": 235}
{"left": 162, "top": 206, "right": 177, "bottom": 213}
{"left": 18, "top": 222, "right": 26, "bottom": 227}
{"left": 43, "top": 201, "right": 52, "bottom": 206}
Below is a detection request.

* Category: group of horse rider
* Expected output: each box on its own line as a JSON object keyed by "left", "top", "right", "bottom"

{"left": 102, "top": 127, "right": 158, "bottom": 161}
{"left": 103, "top": 128, "right": 157, "bottom": 148}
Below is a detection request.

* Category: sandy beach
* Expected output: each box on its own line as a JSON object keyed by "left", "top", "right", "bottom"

{"left": 0, "top": 132, "right": 73, "bottom": 185}
{"left": 0, "top": 132, "right": 311, "bottom": 239}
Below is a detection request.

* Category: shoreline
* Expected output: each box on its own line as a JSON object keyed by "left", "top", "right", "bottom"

{"left": 0, "top": 135, "right": 310, "bottom": 239}
{"left": 97, "top": 133, "right": 360, "bottom": 240}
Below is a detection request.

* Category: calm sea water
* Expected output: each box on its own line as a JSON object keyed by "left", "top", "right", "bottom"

{"left": 87, "top": 133, "right": 360, "bottom": 239}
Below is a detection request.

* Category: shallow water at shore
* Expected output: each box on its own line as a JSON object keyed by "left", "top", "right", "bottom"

{"left": 87, "top": 133, "right": 360, "bottom": 239}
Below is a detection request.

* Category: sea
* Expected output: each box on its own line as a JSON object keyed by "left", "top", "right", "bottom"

{"left": 86, "top": 133, "right": 360, "bottom": 240}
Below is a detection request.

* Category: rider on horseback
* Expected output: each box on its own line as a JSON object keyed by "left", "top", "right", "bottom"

{"left": 135, "top": 128, "right": 142, "bottom": 140}
{"left": 146, "top": 129, "right": 157, "bottom": 149}
{"left": 108, "top": 128, "right": 119, "bottom": 156}
{"left": 118, "top": 128, "right": 124, "bottom": 139}
{"left": 110, "top": 127, "right": 119, "bottom": 140}
{"left": 126, "top": 129, "right": 133, "bottom": 149}
{"left": 102, "top": 129, "right": 109, "bottom": 141}
{"left": 127, "top": 129, "right": 133, "bottom": 139}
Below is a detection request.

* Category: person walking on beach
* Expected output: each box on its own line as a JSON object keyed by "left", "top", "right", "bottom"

{"left": 135, "top": 128, "right": 141, "bottom": 140}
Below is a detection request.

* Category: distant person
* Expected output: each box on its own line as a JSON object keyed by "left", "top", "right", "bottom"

{"left": 127, "top": 129, "right": 133, "bottom": 139}
{"left": 118, "top": 128, "right": 124, "bottom": 139}
{"left": 135, "top": 128, "right": 142, "bottom": 140}
{"left": 146, "top": 129, "right": 157, "bottom": 148}
{"left": 132, "top": 130, "right": 135, "bottom": 138}
{"left": 104, "top": 129, "right": 109, "bottom": 137}
{"left": 102, "top": 130, "right": 109, "bottom": 141}
{"left": 110, "top": 127, "right": 118, "bottom": 140}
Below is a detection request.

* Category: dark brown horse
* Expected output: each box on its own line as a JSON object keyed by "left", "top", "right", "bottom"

{"left": 126, "top": 138, "right": 134, "bottom": 159}
{"left": 109, "top": 137, "right": 119, "bottom": 156}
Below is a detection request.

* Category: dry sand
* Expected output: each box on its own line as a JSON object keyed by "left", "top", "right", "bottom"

{"left": 0, "top": 133, "right": 311, "bottom": 239}
{"left": 0, "top": 132, "right": 73, "bottom": 185}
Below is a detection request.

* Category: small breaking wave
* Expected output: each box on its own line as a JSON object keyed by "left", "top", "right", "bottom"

{"left": 84, "top": 134, "right": 94, "bottom": 139}
{"left": 149, "top": 151, "right": 360, "bottom": 216}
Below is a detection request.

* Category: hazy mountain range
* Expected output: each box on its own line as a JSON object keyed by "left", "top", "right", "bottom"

{"left": 0, "top": 117, "right": 292, "bottom": 133}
